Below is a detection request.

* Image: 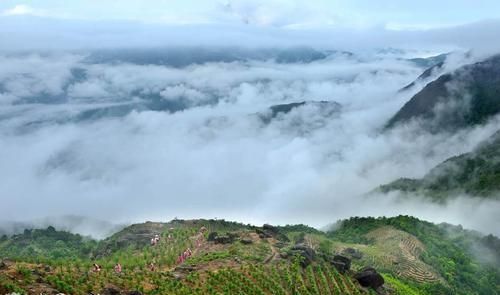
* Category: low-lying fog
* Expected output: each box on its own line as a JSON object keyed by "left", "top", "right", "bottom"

{"left": 1, "top": 48, "right": 499, "bottom": 239}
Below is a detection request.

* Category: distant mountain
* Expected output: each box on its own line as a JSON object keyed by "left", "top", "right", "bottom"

{"left": 399, "top": 61, "right": 445, "bottom": 92}
{"left": 256, "top": 101, "right": 342, "bottom": 135}
{"left": 378, "top": 130, "right": 500, "bottom": 200}
{"left": 85, "top": 47, "right": 338, "bottom": 67}
{"left": 386, "top": 54, "right": 500, "bottom": 133}
{"left": 405, "top": 53, "right": 448, "bottom": 68}
{"left": 259, "top": 100, "right": 342, "bottom": 123}
{"left": 0, "top": 215, "right": 124, "bottom": 239}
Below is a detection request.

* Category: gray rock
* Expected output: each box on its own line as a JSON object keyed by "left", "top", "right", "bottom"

{"left": 330, "top": 255, "right": 351, "bottom": 273}
{"left": 342, "top": 247, "right": 363, "bottom": 259}
{"left": 240, "top": 238, "right": 253, "bottom": 245}
{"left": 100, "top": 286, "right": 122, "bottom": 295}
{"left": 207, "top": 231, "right": 218, "bottom": 242}
{"left": 289, "top": 244, "right": 316, "bottom": 267}
{"left": 354, "top": 267, "right": 385, "bottom": 289}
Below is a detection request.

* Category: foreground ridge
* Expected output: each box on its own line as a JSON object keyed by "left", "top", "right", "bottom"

{"left": 0, "top": 216, "right": 499, "bottom": 295}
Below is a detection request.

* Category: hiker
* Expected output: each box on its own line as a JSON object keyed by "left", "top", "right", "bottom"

{"left": 151, "top": 237, "right": 157, "bottom": 246}
{"left": 177, "top": 252, "right": 185, "bottom": 264}
{"left": 149, "top": 262, "right": 155, "bottom": 271}
{"left": 93, "top": 263, "right": 101, "bottom": 273}
{"left": 114, "top": 263, "right": 122, "bottom": 274}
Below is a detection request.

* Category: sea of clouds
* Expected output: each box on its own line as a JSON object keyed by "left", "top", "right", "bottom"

{"left": 0, "top": 48, "right": 499, "bottom": 238}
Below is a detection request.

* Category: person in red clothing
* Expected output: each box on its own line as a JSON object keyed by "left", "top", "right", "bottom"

{"left": 114, "top": 263, "right": 122, "bottom": 274}
{"left": 93, "top": 263, "right": 101, "bottom": 273}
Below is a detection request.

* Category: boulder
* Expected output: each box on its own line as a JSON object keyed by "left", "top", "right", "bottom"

{"left": 255, "top": 228, "right": 273, "bottom": 238}
{"left": 256, "top": 226, "right": 290, "bottom": 242}
{"left": 207, "top": 232, "right": 218, "bottom": 242}
{"left": 100, "top": 286, "right": 122, "bottom": 295}
{"left": 174, "top": 265, "right": 196, "bottom": 272}
{"left": 172, "top": 264, "right": 196, "bottom": 280}
{"left": 214, "top": 235, "right": 234, "bottom": 244}
{"left": 354, "top": 267, "right": 385, "bottom": 289}
{"left": 331, "top": 255, "right": 351, "bottom": 273}
{"left": 289, "top": 244, "right": 316, "bottom": 267}
{"left": 240, "top": 238, "right": 253, "bottom": 245}
{"left": 208, "top": 232, "right": 236, "bottom": 244}
{"left": 342, "top": 247, "right": 363, "bottom": 259}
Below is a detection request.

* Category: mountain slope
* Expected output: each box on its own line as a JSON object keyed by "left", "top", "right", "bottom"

{"left": 328, "top": 216, "right": 500, "bottom": 295}
{"left": 378, "top": 130, "right": 500, "bottom": 200}
{"left": 399, "top": 61, "right": 445, "bottom": 92}
{"left": 386, "top": 54, "right": 500, "bottom": 133}
{"left": 1, "top": 217, "right": 498, "bottom": 294}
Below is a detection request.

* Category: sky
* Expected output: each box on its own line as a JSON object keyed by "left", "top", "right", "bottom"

{"left": 1, "top": 0, "right": 500, "bottom": 29}
{"left": 0, "top": 1, "right": 499, "bottom": 52}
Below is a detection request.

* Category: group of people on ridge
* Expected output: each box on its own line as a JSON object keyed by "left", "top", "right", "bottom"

{"left": 91, "top": 226, "right": 208, "bottom": 273}
{"left": 176, "top": 248, "right": 193, "bottom": 264}
{"left": 151, "top": 234, "right": 161, "bottom": 246}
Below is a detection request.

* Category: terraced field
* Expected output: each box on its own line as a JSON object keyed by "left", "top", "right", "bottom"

{"left": 363, "top": 227, "right": 440, "bottom": 283}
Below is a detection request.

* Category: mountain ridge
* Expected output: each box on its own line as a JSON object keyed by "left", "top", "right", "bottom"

{"left": 1, "top": 216, "right": 498, "bottom": 294}
{"left": 386, "top": 54, "right": 500, "bottom": 133}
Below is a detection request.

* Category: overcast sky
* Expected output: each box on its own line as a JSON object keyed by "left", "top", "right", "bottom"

{"left": 1, "top": 1, "right": 500, "bottom": 52}
{"left": 1, "top": 0, "right": 500, "bottom": 29}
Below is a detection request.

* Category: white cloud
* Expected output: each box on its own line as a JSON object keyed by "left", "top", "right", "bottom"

{"left": 1, "top": 4, "right": 46, "bottom": 17}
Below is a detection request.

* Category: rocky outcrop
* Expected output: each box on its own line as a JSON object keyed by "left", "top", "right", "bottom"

{"left": 354, "top": 267, "right": 385, "bottom": 289}
{"left": 330, "top": 255, "right": 351, "bottom": 273}
{"left": 100, "top": 286, "right": 122, "bottom": 295}
{"left": 342, "top": 248, "right": 363, "bottom": 259}
{"left": 240, "top": 238, "right": 253, "bottom": 245}
{"left": 255, "top": 225, "right": 290, "bottom": 242}
{"left": 207, "top": 231, "right": 218, "bottom": 242}
{"left": 207, "top": 232, "right": 236, "bottom": 244}
{"left": 172, "top": 265, "right": 196, "bottom": 280}
{"left": 100, "top": 286, "right": 143, "bottom": 295}
{"left": 288, "top": 244, "right": 316, "bottom": 267}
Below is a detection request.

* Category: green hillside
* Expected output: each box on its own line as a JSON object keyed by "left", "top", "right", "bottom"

{"left": 386, "top": 54, "right": 500, "bottom": 133}
{"left": 378, "top": 131, "right": 500, "bottom": 200}
{"left": 0, "top": 216, "right": 498, "bottom": 295}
